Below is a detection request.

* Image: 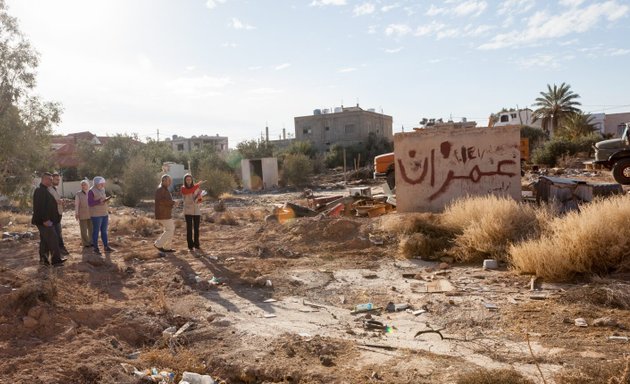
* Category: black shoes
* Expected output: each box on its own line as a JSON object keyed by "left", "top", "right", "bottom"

{"left": 104, "top": 246, "right": 115, "bottom": 253}
{"left": 39, "top": 255, "right": 50, "bottom": 266}
{"left": 154, "top": 244, "right": 174, "bottom": 253}
{"left": 93, "top": 248, "right": 101, "bottom": 255}
{"left": 51, "top": 258, "right": 67, "bottom": 267}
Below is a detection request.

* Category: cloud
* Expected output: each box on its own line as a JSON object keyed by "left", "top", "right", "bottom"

{"left": 517, "top": 54, "right": 561, "bottom": 69}
{"left": 453, "top": 1, "right": 487, "bottom": 17}
{"left": 274, "top": 63, "right": 291, "bottom": 70}
{"left": 497, "top": 0, "right": 534, "bottom": 15}
{"left": 560, "top": 0, "right": 586, "bottom": 7}
{"left": 206, "top": 0, "right": 226, "bottom": 10}
{"left": 338, "top": 67, "right": 357, "bottom": 73}
{"left": 222, "top": 42, "right": 237, "bottom": 48}
{"left": 354, "top": 3, "right": 376, "bottom": 16}
{"left": 229, "top": 17, "right": 255, "bottom": 30}
{"left": 609, "top": 48, "right": 630, "bottom": 56}
{"left": 367, "top": 25, "right": 378, "bottom": 34}
{"left": 385, "top": 23, "right": 412, "bottom": 37}
{"left": 427, "top": 1, "right": 487, "bottom": 17}
{"left": 384, "top": 47, "right": 403, "bottom": 53}
{"left": 415, "top": 21, "right": 445, "bottom": 36}
{"left": 381, "top": 3, "right": 400, "bottom": 12}
{"left": 310, "top": 0, "right": 346, "bottom": 6}
{"left": 479, "top": 0, "right": 629, "bottom": 50}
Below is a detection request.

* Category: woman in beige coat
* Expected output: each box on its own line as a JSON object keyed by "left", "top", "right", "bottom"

{"left": 74, "top": 180, "right": 93, "bottom": 248}
{"left": 180, "top": 174, "right": 204, "bottom": 252}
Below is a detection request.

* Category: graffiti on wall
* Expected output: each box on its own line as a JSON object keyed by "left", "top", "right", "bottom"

{"left": 396, "top": 140, "right": 518, "bottom": 201}
{"left": 394, "top": 126, "right": 521, "bottom": 213}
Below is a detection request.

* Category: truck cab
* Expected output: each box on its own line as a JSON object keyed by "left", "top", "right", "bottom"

{"left": 373, "top": 152, "right": 395, "bottom": 189}
{"left": 593, "top": 122, "right": 630, "bottom": 184}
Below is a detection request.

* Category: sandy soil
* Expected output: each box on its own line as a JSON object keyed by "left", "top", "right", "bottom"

{"left": 0, "top": 174, "right": 629, "bottom": 384}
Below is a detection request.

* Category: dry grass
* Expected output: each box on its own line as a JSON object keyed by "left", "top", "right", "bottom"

{"left": 111, "top": 215, "right": 161, "bottom": 237}
{"left": 554, "top": 357, "right": 630, "bottom": 384}
{"left": 3, "top": 277, "right": 58, "bottom": 314}
{"left": 381, "top": 213, "right": 455, "bottom": 260}
{"left": 442, "top": 195, "right": 547, "bottom": 262}
{"left": 140, "top": 347, "right": 206, "bottom": 381}
{"left": 510, "top": 195, "right": 630, "bottom": 281}
{"left": 455, "top": 368, "right": 534, "bottom": 384}
{"left": 557, "top": 282, "right": 630, "bottom": 309}
{"left": 0, "top": 210, "right": 32, "bottom": 230}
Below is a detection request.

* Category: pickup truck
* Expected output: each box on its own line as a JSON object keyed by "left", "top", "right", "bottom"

{"left": 593, "top": 122, "right": 630, "bottom": 184}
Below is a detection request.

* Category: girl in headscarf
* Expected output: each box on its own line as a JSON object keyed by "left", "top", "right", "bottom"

{"left": 181, "top": 174, "right": 205, "bottom": 252}
{"left": 88, "top": 176, "right": 114, "bottom": 254}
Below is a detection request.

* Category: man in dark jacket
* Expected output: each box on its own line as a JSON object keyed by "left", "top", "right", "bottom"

{"left": 154, "top": 174, "right": 176, "bottom": 253}
{"left": 32, "top": 173, "right": 66, "bottom": 266}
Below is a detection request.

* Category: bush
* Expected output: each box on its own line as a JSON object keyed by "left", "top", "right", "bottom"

{"left": 531, "top": 133, "right": 601, "bottom": 166}
{"left": 442, "top": 195, "right": 546, "bottom": 262}
{"left": 456, "top": 368, "right": 534, "bottom": 384}
{"left": 281, "top": 153, "right": 313, "bottom": 187}
{"left": 510, "top": 195, "right": 630, "bottom": 281}
{"left": 122, "top": 156, "right": 159, "bottom": 207}
{"left": 197, "top": 166, "right": 236, "bottom": 198}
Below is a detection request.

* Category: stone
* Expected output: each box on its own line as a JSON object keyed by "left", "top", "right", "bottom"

{"left": 593, "top": 317, "right": 618, "bottom": 327}
{"left": 23, "top": 316, "right": 38, "bottom": 328}
{"left": 483, "top": 259, "right": 498, "bottom": 270}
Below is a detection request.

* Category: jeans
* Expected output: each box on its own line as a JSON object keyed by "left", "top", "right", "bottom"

{"left": 185, "top": 215, "right": 200, "bottom": 249}
{"left": 91, "top": 215, "right": 109, "bottom": 250}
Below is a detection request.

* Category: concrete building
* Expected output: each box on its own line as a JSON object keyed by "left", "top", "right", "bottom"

{"left": 166, "top": 134, "right": 228, "bottom": 154}
{"left": 603, "top": 112, "right": 630, "bottom": 137}
{"left": 492, "top": 108, "right": 542, "bottom": 129}
{"left": 241, "top": 158, "right": 279, "bottom": 191}
{"left": 294, "top": 105, "right": 393, "bottom": 152}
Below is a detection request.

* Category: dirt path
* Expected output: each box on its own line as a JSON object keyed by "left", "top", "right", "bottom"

{"left": 0, "top": 193, "right": 629, "bottom": 383}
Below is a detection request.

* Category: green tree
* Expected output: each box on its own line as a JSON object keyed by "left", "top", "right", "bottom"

{"left": 236, "top": 139, "right": 274, "bottom": 159}
{"left": 284, "top": 140, "right": 316, "bottom": 158}
{"left": 281, "top": 153, "right": 313, "bottom": 187}
{"left": 532, "top": 83, "right": 582, "bottom": 136}
{"left": 555, "top": 112, "right": 598, "bottom": 140}
{"left": 0, "top": 0, "right": 62, "bottom": 196}
{"left": 121, "top": 155, "right": 159, "bottom": 207}
{"left": 139, "top": 139, "right": 183, "bottom": 165}
{"left": 77, "top": 134, "right": 141, "bottom": 179}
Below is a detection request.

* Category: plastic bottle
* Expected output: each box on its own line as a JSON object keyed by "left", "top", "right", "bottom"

{"left": 354, "top": 303, "right": 373, "bottom": 312}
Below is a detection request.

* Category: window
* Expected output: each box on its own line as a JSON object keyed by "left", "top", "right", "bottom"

{"left": 500, "top": 115, "right": 509, "bottom": 122}
{"left": 510, "top": 113, "right": 517, "bottom": 119}
{"left": 344, "top": 124, "right": 356, "bottom": 135}
{"left": 177, "top": 144, "right": 185, "bottom": 151}
{"left": 325, "top": 126, "right": 330, "bottom": 131}
{"left": 302, "top": 127, "right": 312, "bottom": 135}
{"left": 193, "top": 143, "right": 200, "bottom": 149}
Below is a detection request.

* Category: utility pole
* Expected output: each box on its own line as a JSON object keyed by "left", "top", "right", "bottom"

{"left": 157, "top": 129, "right": 160, "bottom": 142}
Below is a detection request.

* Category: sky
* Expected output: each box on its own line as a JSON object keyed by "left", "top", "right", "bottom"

{"left": 6, "top": 0, "right": 630, "bottom": 146}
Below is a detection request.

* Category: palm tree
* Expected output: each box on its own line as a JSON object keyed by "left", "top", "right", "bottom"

{"left": 532, "top": 83, "right": 582, "bottom": 137}
{"left": 555, "top": 111, "right": 598, "bottom": 140}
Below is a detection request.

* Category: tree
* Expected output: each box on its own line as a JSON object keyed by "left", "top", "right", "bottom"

{"left": 555, "top": 112, "right": 599, "bottom": 140}
{"left": 236, "top": 139, "right": 274, "bottom": 159}
{"left": 281, "top": 153, "right": 313, "bottom": 187}
{"left": 532, "top": 83, "right": 582, "bottom": 137}
{"left": 77, "top": 134, "right": 141, "bottom": 179}
{"left": 121, "top": 155, "right": 159, "bottom": 207}
{"left": 0, "top": 0, "right": 62, "bottom": 196}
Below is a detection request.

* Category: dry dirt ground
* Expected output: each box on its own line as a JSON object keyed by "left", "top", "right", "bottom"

{"left": 1, "top": 175, "right": 629, "bottom": 384}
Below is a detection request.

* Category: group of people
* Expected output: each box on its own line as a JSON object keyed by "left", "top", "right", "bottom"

{"left": 32, "top": 172, "right": 204, "bottom": 266}
{"left": 154, "top": 173, "right": 205, "bottom": 253}
{"left": 32, "top": 173, "right": 114, "bottom": 266}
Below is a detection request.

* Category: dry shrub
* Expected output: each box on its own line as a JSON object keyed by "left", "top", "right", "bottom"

{"left": 112, "top": 215, "right": 160, "bottom": 237}
{"left": 399, "top": 232, "right": 451, "bottom": 260}
{"left": 140, "top": 347, "right": 205, "bottom": 381}
{"left": 557, "top": 282, "right": 630, "bottom": 309}
{"left": 381, "top": 213, "right": 454, "bottom": 260}
{"left": 442, "top": 195, "right": 546, "bottom": 262}
{"left": 554, "top": 357, "right": 630, "bottom": 384}
{"left": 510, "top": 195, "right": 630, "bottom": 281}
{"left": 4, "top": 278, "right": 57, "bottom": 313}
{"left": 456, "top": 368, "right": 534, "bottom": 384}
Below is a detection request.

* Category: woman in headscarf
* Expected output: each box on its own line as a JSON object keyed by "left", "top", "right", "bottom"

{"left": 88, "top": 176, "right": 114, "bottom": 255}
{"left": 74, "top": 179, "right": 93, "bottom": 248}
{"left": 180, "top": 174, "right": 204, "bottom": 252}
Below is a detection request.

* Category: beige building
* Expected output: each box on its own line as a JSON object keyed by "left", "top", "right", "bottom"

{"left": 603, "top": 112, "right": 630, "bottom": 137}
{"left": 294, "top": 105, "right": 393, "bottom": 152}
{"left": 166, "top": 134, "right": 228, "bottom": 154}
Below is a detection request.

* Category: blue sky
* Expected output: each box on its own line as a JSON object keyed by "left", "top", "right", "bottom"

{"left": 6, "top": 0, "right": 630, "bottom": 146}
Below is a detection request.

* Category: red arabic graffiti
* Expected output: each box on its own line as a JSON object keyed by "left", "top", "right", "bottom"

{"left": 397, "top": 140, "right": 517, "bottom": 201}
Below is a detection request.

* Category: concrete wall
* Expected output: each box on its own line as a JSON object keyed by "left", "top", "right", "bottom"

{"left": 394, "top": 126, "right": 521, "bottom": 212}
{"left": 240, "top": 158, "right": 278, "bottom": 191}
{"left": 604, "top": 112, "right": 630, "bottom": 137}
